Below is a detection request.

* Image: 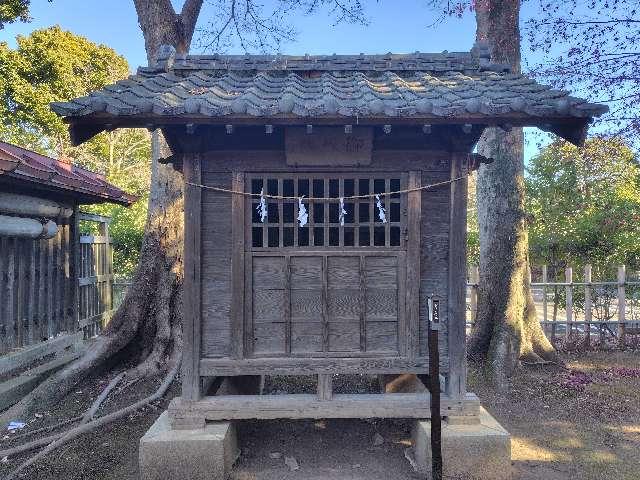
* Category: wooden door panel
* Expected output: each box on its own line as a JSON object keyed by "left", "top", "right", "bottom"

{"left": 366, "top": 321, "right": 398, "bottom": 353}
{"left": 327, "top": 321, "right": 360, "bottom": 352}
{"left": 291, "top": 321, "right": 323, "bottom": 353}
{"left": 250, "top": 252, "right": 402, "bottom": 357}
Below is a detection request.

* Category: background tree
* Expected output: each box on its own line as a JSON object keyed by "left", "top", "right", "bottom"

{"left": 0, "top": 0, "right": 51, "bottom": 28}
{"left": 468, "top": 0, "right": 557, "bottom": 388}
{"left": 0, "top": 26, "right": 128, "bottom": 152}
{"left": 527, "top": 137, "right": 640, "bottom": 277}
{"left": 0, "top": 26, "right": 152, "bottom": 277}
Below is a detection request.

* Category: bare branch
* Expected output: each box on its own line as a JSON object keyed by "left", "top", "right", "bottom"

{"left": 196, "top": 0, "right": 368, "bottom": 53}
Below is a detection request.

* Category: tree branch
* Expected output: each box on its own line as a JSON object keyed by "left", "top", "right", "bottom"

{"left": 178, "top": 0, "right": 204, "bottom": 50}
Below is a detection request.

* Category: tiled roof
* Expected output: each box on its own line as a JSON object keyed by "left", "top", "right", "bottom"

{"left": 51, "top": 43, "right": 607, "bottom": 145}
{"left": 0, "top": 141, "right": 137, "bottom": 206}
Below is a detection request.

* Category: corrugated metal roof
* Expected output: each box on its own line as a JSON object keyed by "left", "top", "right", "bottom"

{"left": 0, "top": 141, "right": 137, "bottom": 206}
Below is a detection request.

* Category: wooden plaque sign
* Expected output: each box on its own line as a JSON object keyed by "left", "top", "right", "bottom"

{"left": 285, "top": 126, "right": 373, "bottom": 166}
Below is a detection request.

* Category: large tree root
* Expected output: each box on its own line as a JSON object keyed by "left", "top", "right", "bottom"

{"left": 0, "top": 372, "right": 125, "bottom": 461}
{"left": 2, "top": 361, "right": 179, "bottom": 479}
{"left": 9, "top": 416, "right": 81, "bottom": 442}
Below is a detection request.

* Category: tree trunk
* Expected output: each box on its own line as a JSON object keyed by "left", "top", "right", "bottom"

{"left": 0, "top": 0, "right": 203, "bottom": 425}
{"left": 468, "top": 0, "right": 557, "bottom": 388}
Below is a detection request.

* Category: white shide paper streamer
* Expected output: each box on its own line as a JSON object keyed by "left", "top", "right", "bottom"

{"left": 298, "top": 197, "right": 308, "bottom": 227}
{"left": 339, "top": 197, "right": 347, "bottom": 226}
{"left": 376, "top": 194, "right": 387, "bottom": 224}
{"left": 257, "top": 188, "right": 268, "bottom": 222}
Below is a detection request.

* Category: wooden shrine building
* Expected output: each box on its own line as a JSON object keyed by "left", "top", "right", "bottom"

{"left": 0, "top": 141, "right": 135, "bottom": 356}
{"left": 52, "top": 42, "right": 606, "bottom": 433}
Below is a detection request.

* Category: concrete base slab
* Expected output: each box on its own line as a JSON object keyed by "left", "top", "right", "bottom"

{"left": 139, "top": 411, "right": 239, "bottom": 480}
{"left": 412, "top": 406, "right": 511, "bottom": 480}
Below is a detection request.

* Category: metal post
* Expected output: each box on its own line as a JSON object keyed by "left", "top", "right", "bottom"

{"left": 428, "top": 296, "right": 442, "bottom": 480}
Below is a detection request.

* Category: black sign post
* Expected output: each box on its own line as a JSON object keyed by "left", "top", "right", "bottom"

{"left": 428, "top": 296, "right": 443, "bottom": 480}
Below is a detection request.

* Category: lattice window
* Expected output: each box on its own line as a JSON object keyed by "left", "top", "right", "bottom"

{"left": 249, "top": 174, "right": 405, "bottom": 249}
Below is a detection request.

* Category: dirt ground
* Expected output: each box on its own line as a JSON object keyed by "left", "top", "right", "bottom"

{"left": 1, "top": 349, "right": 639, "bottom": 480}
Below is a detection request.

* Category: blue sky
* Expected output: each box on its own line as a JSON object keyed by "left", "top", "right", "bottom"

{"left": 1, "top": 0, "right": 562, "bottom": 159}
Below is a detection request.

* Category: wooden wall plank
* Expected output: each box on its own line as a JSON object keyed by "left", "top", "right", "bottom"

{"left": 201, "top": 172, "right": 233, "bottom": 358}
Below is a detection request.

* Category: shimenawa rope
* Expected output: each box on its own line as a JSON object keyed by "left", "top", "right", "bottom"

{"left": 185, "top": 174, "right": 468, "bottom": 201}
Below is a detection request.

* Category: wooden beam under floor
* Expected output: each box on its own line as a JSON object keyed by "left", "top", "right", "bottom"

{"left": 168, "top": 392, "right": 480, "bottom": 423}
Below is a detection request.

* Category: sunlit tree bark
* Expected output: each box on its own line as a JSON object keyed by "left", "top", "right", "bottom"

{"left": 468, "top": 0, "right": 557, "bottom": 388}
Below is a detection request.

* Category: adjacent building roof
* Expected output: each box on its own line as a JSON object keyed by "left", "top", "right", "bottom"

{"left": 52, "top": 42, "right": 608, "bottom": 145}
{"left": 0, "top": 141, "right": 137, "bottom": 206}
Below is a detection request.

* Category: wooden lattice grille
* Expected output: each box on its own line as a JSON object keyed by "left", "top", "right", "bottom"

{"left": 249, "top": 174, "right": 405, "bottom": 249}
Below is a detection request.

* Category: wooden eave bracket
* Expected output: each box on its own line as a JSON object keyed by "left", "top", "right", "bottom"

{"left": 69, "top": 124, "right": 105, "bottom": 146}
{"left": 157, "top": 154, "right": 183, "bottom": 173}
{"left": 539, "top": 120, "right": 590, "bottom": 147}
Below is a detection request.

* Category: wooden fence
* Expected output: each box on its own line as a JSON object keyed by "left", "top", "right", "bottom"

{"left": 468, "top": 265, "right": 640, "bottom": 345}
{"left": 0, "top": 221, "right": 76, "bottom": 355}
{"left": 78, "top": 212, "right": 114, "bottom": 339}
{"left": 0, "top": 212, "right": 114, "bottom": 355}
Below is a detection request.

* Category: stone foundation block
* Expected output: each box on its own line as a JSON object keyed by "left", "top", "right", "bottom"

{"left": 412, "top": 406, "right": 511, "bottom": 480}
{"left": 139, "top": 411, "right": 238, "bottom": 480}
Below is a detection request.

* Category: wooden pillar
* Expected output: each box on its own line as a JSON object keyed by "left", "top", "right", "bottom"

{"left": 99, "top": 219, "right": 112, "bottom": 317}
{"left": 27, "top": 238, "right": 37, "bottom": 345}
{"left": 584, "top": 265, "right": 592, "bottom": 347}
{"left": 182, "top": 152, "right": 202, "bottom": 401}
{"left": 618, "top": 265, "right": 626, "bottom": 348}
{"left": 230, "top": 171, "right": 245, "bottom": 360}
{"left": 70, "top": 206, "right": 81, "bottom": 334}
{"left": 16, "top": 239, "right": 25, "bottom": 347}
{"left": 565, "top": 267, "right": 573, "bottom": 339}
{"left": 406, "top": 171, "right": 421, "bottom": 358}
{"left": 446, "top": 153, "right": 468, "bottom": 401}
